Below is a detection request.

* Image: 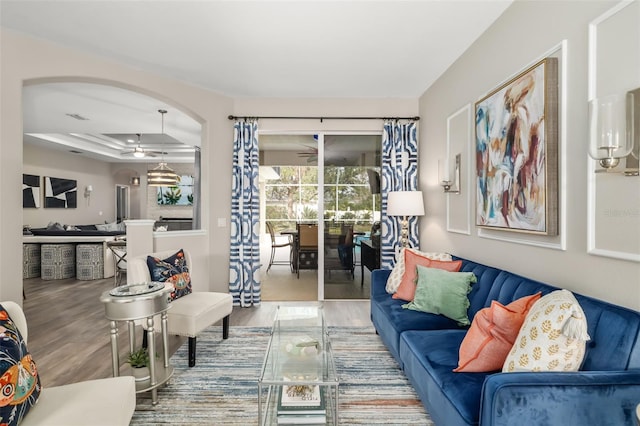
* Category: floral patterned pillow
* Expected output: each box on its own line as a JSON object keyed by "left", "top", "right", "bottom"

{"left": 146, "top": 249, "right": 192, "bottom": 301}
{"left": 0, "top": 305, "right": 41, "bottom": 426}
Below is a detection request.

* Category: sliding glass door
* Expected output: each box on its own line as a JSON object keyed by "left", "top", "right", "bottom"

{"left": 260, "top": 133, "right": 381, "bottom": 301}
{"left": 322, "top": 135, "right": 381, "bottom": 299}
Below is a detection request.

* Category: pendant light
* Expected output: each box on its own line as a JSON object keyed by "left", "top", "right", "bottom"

{"left": 147, "top": 109, "right": 180, "bottom": 187}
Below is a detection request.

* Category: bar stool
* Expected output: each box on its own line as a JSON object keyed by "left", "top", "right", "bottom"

{"left": 107, "top": 240, "right": 127, "bottom": 286}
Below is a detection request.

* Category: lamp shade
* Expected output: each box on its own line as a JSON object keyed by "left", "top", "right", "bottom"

{"left": 387, "top": 191, "right": 425, "bottom": 217}
{"left": 588, "top": 93, "right": 633, "bottom": 168}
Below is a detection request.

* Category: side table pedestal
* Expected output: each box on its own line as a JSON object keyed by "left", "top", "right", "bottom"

{"left": 100, "top": 283, "right": 174, "bottom": 405}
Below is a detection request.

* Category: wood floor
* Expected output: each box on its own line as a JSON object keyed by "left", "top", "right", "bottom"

{"left": 22, "top": 276, "right": 371, "bottom": 388}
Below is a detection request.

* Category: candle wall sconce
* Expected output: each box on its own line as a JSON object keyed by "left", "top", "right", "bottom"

{"left": 439, "top": 153, "right": 461, "bottom": 194}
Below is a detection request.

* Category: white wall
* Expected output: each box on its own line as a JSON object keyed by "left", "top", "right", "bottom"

{"left": 1, "top": 28, "right": 234, "bottom": 302}
{"left": 23, "top": 143, "right": 196, "bottom": 227}
{"left": 2, "top": 30, "right": 417, "bottom": 303}
{"left": 419, "top": 0, "right": 640, "bottom": 310}
{"left": 23, "top": 143, "right": 118, "bottom": 227}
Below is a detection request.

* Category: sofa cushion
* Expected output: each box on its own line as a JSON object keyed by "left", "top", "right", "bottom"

{"left": 146, "top": 249, "right": 192, "bottom": 301}
{"left": 392, "top": 255, "right": 462, "bottom": 302}
{"left": 19, "top": 377, "right": 135, "bottom": 426}
{"left": 0, "top": 304, "right": 42, "bottom": 426}
{"left": 386, "top": 248, "right": 452, "bottom": 294}
{"left": 370, "top": 288, "right": 461, "bottom": 363}
{"left": 454, "top": 292, "right": 541, "bottom": 372}
{"left": 96, "top": 221, "right": 125, "bottom": 232}
{"left": 403, "top": 266, "right": 476, "bottom": 326}
{"left": 399, "top": 329, "right": 490, "bottom": 426}
{"left": 503, "top": 290, "right": 590, "bottom": 372}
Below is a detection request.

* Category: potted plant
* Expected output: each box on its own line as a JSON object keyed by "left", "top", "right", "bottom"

{"left": 127, "top": 347, "right": 150, "bottom": 381}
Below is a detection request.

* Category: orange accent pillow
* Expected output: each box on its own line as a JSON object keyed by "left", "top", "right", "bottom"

{"left": 453, "top": 292, "right": 542, "bottom": 373}
{"left": 392, "top": 250, "right": 462, "bottom": 302}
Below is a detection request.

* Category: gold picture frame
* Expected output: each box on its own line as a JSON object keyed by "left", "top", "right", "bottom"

{"left": 475, "top": 58, "right": 559, "bottom": 235}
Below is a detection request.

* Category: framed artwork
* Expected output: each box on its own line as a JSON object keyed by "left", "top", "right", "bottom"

{"left": 157, "top": 175, "right": 194, "bottom": 205}
{"left": 23, "top": 174, "right": 40, "bottom": 208}
{"left": 475, "top": 58, "right": 559, "bottom": 235}
{"left": 44, "top": 176, "right": 77, "bottom": 208}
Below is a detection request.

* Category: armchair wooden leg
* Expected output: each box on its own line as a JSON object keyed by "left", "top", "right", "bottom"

{"left": 223, "top": 315, "right": 230, "bottom": 339}
{"left": 188, "top": 337, "right": 196, "bottom": 367}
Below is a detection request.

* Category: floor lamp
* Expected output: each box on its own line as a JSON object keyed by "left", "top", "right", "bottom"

{"left": 387, "top": 190, "right": 425, "bottom": 248}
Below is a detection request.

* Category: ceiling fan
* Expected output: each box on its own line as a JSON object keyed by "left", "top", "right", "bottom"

{"left": 121, "top": 133, "right": 163, "bottom": 158}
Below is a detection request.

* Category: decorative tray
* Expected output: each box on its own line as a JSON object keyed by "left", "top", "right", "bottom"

{"left": 109, "top": 282, "right": 165, "bottom": 297}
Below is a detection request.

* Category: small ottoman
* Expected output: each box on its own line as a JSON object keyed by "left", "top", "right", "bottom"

{"left": 76, "top": 244, "right": 104, "bottom": 280}
{"left": 23, "top": 244, "right": 41, "bottom": 279}
{"left": 41, "top": 244, "right": 76, "bottom": 280}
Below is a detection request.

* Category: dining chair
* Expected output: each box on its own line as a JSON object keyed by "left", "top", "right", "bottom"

{"left": 297, "top": 223, "right": 318, "bottom": 278}
{"left": 266, "top": 221, "right": 293, "bottom": 272}
{"left": 325, "top": 224, "right": 355, "bottom": 278}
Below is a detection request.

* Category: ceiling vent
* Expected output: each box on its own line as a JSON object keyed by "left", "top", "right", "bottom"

{"left": 65, "top": 113, "right": 89, "bottom": 121}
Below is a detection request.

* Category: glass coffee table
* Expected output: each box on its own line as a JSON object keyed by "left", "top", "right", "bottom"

{"left": 258, "top": 305, "right": 338, "bottom": 425}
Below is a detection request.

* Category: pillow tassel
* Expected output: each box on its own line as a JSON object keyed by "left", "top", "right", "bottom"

{"left": 563, "top": 312, "right": 591, "bottom": 341}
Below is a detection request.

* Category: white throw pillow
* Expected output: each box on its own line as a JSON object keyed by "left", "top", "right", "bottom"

{"left": 96, "top": 221, "right": 125, "bottom": 232}
{"left": 385, "top": 248, "right": 452, "bottom": 294}
{"left": 502, "top": 289, "right": 590, "bottom": 373}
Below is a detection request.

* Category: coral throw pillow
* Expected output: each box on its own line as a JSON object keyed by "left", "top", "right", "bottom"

{"left": 385, "top": 248, "right": 452, "bottom": 294}
{"left": 503, "top": 290, "right": 590, "bottom": 373}
{"left": 147, "top": 249, "right": 192, "bottom": 301}
{"left": 392, "top": 250, "right": 462, "bottom": 302}
{"left": 454, "top": 292, "right": 541, "bottom": 372}
{"left": 0, "top": 305, "right": 42, "bottom": 426}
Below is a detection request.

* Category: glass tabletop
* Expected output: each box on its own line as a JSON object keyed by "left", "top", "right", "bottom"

{"left": 260, "top": 305, "right": 337, "bottom": 386}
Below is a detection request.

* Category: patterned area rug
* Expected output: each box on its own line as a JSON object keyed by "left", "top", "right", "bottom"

{"left": 131, "top": 326, "right": 433, "bottom": 425}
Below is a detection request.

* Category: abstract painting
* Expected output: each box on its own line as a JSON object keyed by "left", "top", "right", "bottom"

{"left": 475, "top": 58, "right": 558, "bottom": 235}
{"left": 23, "top": 174, "right": 40, "bottom": 208}
{"left": 44, "top": 176, "right": 77, "bottom": 208}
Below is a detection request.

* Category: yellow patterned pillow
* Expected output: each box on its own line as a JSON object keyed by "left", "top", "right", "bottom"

{"left": 502, "top": 290, "right": 590, "bottom": 373}
{"left": 385, "top": 248, "right": 452, "bottom": 294}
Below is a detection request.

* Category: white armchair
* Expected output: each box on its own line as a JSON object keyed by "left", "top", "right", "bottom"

{"left": 1, "top": 301, "right": 136, "bottom": 426}
{"left": 127, "top": 249, "right": 233, "bottom": 367}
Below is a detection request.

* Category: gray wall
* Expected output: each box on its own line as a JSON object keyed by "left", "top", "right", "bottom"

{"left": 419, "top": 0, "right": 640, "bottom": 310}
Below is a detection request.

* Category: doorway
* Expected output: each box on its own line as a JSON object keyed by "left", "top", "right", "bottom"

{"left": 259, "top": 133, "right": 381, "bottom": 301}
{"left": 115, "top": 184, "right": 130, "bottom": 222}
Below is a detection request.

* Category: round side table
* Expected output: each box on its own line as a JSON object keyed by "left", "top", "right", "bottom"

{"left": 100, "top": 283, "right": 173, "bottom": 405}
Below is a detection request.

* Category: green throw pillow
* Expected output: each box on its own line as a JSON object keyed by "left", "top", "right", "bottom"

{"left": 402, "top": 265, "right": 477, "bottom": 326}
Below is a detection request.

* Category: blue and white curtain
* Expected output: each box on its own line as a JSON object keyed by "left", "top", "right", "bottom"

{"left": 381, "top": 120, "right": 419, "bottom": 269}
{"left": 229, "top": 120, "right": 261, "bottom": 307}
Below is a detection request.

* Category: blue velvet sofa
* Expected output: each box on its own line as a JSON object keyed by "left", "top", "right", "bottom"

{"left": 370, "top": 256, "right": 640, "bottom": 425}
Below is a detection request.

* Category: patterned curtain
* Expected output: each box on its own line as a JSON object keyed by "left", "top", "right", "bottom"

{"left": 229, "top": 120, "right": 261, "bottom": 307}
{"left": 380, "top": 120, "right": 419, "bottom": 269}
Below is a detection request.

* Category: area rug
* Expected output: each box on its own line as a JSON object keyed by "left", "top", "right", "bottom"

{"left": 131, "top": 326, "right": 432, "bottom": 425}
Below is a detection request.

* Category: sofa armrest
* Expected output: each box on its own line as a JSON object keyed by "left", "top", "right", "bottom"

{"left": 481, "top": 370, "right": 640, "bottom": 426}
{"left": 371, "top": 269, "right": 391, "bottom": 298}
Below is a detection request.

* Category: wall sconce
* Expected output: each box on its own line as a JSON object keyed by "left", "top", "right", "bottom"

{"left": 84, "top": 185, "right": 93, "bottom": 206}
{"left": 589, "top": 92, "right": 635, "bottom": 173}
{"left": 439, "top": 153, "right": 461, "bottom": 193}
{"left": 387, "top": 190, "right": 425, "bottom": 248}
{"left": 130, "top": 176, "right": 141, "bottom": 186}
